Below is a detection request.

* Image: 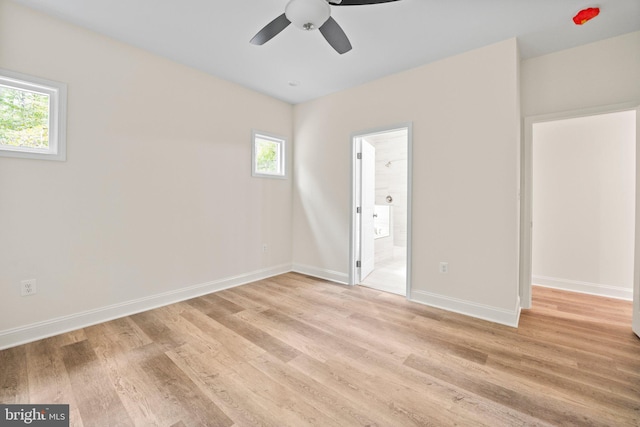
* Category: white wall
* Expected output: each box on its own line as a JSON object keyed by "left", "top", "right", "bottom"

{"left": 293, "top": 39, "right": 521, "bottom": 325}
{"left": 532, "top": 111, "right": 636, "bottom": 299}
{"left": 0, "top": 1, "right": 293, "bottom": 348}
{"left": 521, "top": 31, "right": 640, "bottom": 117}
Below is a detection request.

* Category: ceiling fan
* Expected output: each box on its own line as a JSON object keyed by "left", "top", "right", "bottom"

{"left": 250, "top": 0, "right": 401, "bottom": 54}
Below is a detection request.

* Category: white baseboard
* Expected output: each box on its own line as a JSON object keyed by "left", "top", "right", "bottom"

{"left": 532, "top": 275, "right": 633, "bottom": 301}
{"left": 291, "top": 263, "right": 349, "bottom": 285}
{"left": 410, "top": 290, "right": 521, "bottom": 328}
{"left": 0, "top": 263, "right": 292, "bottom": 350}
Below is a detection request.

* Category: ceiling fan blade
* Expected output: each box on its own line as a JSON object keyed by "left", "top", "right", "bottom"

{"left": 329, "top": 0, "right": 400, "bottom": 5}
{"left": 319, "top": 17, "right": 352, "bottom": 54}
{"left": 250, "top": 13, "right": 291, "bottom": 45}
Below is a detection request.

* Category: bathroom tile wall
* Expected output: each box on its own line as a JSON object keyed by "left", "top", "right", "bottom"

{"left": 371, "top": 133, "right": 408, "bottom": 247}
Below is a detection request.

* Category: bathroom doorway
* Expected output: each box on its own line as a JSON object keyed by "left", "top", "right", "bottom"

{"left": 350, "top": 124, "right": 412, "bottom": 296}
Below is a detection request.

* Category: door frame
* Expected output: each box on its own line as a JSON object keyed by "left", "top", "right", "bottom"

{"left": 634, "top": 106, "right": 640, "bottom": 337}
{"left": 349, "top": 122, "right": 413, "bottom": 298}
{"left": 520, "top": 103, "right": 639, "bottom": 319}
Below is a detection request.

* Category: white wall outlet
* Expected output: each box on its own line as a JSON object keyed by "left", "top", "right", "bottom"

{"left": 439, "top": 262, "right": 449, "bottom": 274}
{"left": 262, "top": 244, "right": 268, "bottom": 252}
{"left": 21, "top": 279, "right": 37, "bottom": 296}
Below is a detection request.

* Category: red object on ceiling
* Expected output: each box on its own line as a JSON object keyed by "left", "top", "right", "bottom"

{"left": 573, "top": 7, "right": 600, "bottom": 25}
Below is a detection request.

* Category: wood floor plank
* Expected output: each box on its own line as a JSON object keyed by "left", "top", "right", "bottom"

{"left": 279, "top": 273, "right": 347, "bottom": 293}
{"left": 166, "top": 343, "right": 283, "bottom": 427}
{"left": 231, "top": 281, "right": 352, "bottom": 320}
{"left": 215, "top": 287, "right": 269, "bottom": 312}
{"left": 234, "top": 309, "right": 365, "bottom": 363}
{"left": 25, "top": 337, "right": 77, "bottom": 406}
{"left": 211, "top": 312, "right": 302, "bottom": 362}
{"left": 199, "top": 293, "right": 246, "bottom": 317}
{"left": 83, "top": 317, "right": 153, "bottom": 361}
{"left": 343, "top": 285, "right": 445, "bottom": 321}
{"left": 319, "top": 355, "right": 484, "bottom": 426}
{"left": 404, "top": 352, "right": 594, "bottom": 426}
{"left": 265, "top": 276, "right": 421, "bottom": 325}
{"left": 261, "top": 309, "right": 368, "bottom": 359}
{"left": 0, "top": 345, "right": 28, "bottom": 404}
{"left": 224, "top": 358, "right": 343, "bottom": 426}
{"left": 351, "top": 311, "right": 489, "bottom": 364}
{"left": 485, "top": 354, "right": 640, "bottom": 421}
{"left": 248, "top": 353, "right": 381, "bottom": 426}
{"left": 281, "top": 304, "right": 415, "bottom": 364}
{"left": 84, "top": 326, "right": 169, "bottom": 426}
{"left": 287, "top": 353, "right": 416, "bottom": 426}
{"left": 61, "top": 340, "right": 134, "bottom": 427}
{"left": 141, "top": 352, "right": 233, "bottom": 427}
{"left": 129, "top": 310, "right": 187, "bottom": 350}
{"left": 1, "top": 274, "right": 638, "bottom": 426}
{"left": 178, "top": 304, "right": 266, "bottom": 363}
{"left": 351, "top": 349, "right": 554, "bottom": 426}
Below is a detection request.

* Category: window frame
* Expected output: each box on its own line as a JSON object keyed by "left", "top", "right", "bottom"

{"left": 0, "top": 69, "right": 67, "bottom": 161}
{"left": 251, "top": 130, "right": 287, "bottom": 179}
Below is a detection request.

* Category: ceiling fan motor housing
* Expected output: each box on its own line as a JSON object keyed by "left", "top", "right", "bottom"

{"left": 285, "top": 0, "right": 331, "bottom": 30}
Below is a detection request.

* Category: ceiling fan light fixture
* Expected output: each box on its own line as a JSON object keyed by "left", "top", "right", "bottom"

{"left": 252, "top": 0, "right": 400, "bottom": 53}
{"left": 285, "top": 0, "right": 331, "bottom": 31}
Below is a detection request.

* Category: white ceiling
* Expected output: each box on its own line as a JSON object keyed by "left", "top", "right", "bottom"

{"left": 10, "top": 0, "right": 640, "bottom": 104}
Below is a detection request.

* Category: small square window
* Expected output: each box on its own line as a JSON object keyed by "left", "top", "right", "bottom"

{"left": 252, "top": 131, "right": 286, "bottom": 178}
{"left": 0, "top": 69, "right": 67, "bottom": 161}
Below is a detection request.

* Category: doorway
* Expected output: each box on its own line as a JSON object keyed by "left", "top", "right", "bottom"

{"left": 350, "top": 124, "right": 412, "bottom": 296}
{"left": 520, "top": 103, "right": 640, "bottom": 337}
{"left": 532, "top": 111, "right": 636, "bottom": 299}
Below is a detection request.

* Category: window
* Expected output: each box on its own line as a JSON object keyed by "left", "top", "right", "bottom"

{"left": 252, "top": 131, "right": 286, "bottom": 178}
{"left": 0, "top": 69, "right": 67, "bottom": 161}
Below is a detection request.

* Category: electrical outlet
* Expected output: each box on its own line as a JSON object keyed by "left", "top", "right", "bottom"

{"left": 439, "top": 262, "right": 449, "bottom": 274}
{"left": 21, "top": 279, "right": 37, "bottom": 296}
{"left": 262, "top": 244, "right": 268, "bottom": 252}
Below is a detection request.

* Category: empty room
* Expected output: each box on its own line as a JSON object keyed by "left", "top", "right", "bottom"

{"left": 1, "top": 0, "right": 639, "bottom": 425}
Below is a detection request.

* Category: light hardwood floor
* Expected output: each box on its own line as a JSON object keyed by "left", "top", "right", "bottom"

{"left": 1, "top": 273, "right": 639, "bottom": 426}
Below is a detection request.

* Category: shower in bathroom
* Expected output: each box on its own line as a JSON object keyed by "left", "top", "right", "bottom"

{"left": 352, "top": 126, "right": 410, "bottom": 296}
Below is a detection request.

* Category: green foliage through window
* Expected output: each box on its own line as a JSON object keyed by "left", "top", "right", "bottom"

{"left": 256, "top": 138, "right": 279, "bottom": 174}
{"left": 0, "top": 85, "right": 50, "bottom": 149}
{"left": 252, "top": 132, "right": 285, "bottom": 177}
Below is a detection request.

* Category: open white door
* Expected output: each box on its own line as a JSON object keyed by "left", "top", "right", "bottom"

{"left": 634, "top": 106, "right": 640, "bottom": 338}
{"left": 360, "top": 140, "right": 375, "bottom": 281}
